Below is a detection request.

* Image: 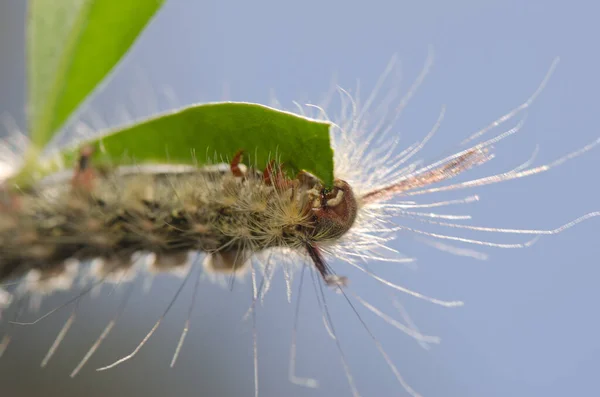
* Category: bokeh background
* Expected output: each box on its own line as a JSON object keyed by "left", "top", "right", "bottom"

{"left": 1, "top": 0, "right": 599, "bottom": 396}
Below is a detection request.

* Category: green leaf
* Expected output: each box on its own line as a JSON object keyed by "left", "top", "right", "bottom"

{"left": 27, "top": 0, "right": 164, "bottom": 149}
{"left": 26, "top": 102, "right": 334, "bottom": 187}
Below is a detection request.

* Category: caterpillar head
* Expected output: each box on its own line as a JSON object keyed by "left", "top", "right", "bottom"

{"left": 302, "top": 178, "right": 358, "bottom": 287}
{"left": 309, "top": 179, "right": 358, "bottom": 242}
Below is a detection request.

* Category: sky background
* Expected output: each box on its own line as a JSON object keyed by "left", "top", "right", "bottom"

{"left": 1, "top": 0, "right": 600, "bottom": 396}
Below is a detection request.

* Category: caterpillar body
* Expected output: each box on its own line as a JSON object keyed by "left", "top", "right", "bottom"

{"left": 0, "top": 55, "right": 598, "bottom": 397}
{"left": 0, "top": 149, "right": 360, "bottom": 286}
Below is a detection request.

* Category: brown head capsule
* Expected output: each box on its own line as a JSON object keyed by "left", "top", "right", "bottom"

{"left": 301, "top": 178, "right": 358, "bottom": 286}
{"left": 310, "top": 179, "right": 358, "bottom": 241}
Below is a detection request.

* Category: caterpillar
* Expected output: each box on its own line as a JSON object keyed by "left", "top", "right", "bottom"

{"left": 0, "top": 54, "right": 598, "bottom": 397}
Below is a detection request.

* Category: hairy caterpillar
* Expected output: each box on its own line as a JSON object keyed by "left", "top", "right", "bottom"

{"left": 0, "top": 54, "right": 599, "bottom": 397}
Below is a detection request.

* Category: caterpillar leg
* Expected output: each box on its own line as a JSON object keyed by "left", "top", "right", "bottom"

{"left": 230, "top": 149, "right": 246, "bottom": 177}
{"left": 262, "top": 160, "right": 294, "bottom": 190}
{"left": 71, "top": 146, "right": 97, "bottom": 192}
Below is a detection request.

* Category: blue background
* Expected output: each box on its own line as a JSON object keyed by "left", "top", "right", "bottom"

{"left": 1, "top": 0, "right": 599, "bottom": 396}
